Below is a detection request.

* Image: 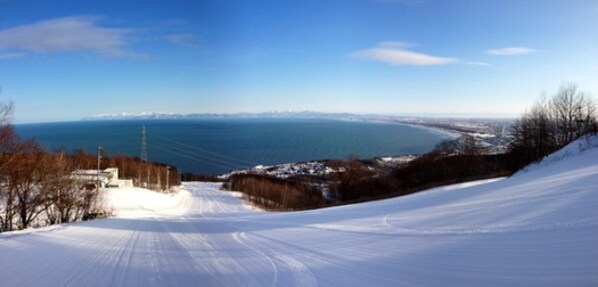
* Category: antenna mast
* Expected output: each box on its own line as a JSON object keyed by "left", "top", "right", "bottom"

{"left": 141, "top": 125, "right": 148, "bottom": 186}
{"left": 141, "top": 125, "right": 147, "bottom": 163}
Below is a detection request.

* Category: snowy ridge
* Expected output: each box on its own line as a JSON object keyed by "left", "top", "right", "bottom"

{"left": 519, "top": 134, "right": 598, "bottom": 174}
{"left": 1, "top": 141, "right": 598, "bottom": 286}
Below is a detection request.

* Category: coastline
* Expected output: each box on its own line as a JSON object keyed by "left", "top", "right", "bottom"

{"left": 355, "top": 117, "right": 462, "bottom": 139}
{"left": 16, "top": 117, "right": 458, "bottom": 176}
{"left": 387, "top": 120, "right": 461, "bottom": 139}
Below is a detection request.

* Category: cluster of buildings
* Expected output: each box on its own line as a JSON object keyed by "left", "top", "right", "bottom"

{"left": 224, "top": 155, "right": 421, "bottom": 181}
{"left": 223, "top": 161, "right": 341, "bottom": 179}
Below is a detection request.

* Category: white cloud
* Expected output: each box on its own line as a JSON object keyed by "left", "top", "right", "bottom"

{"left": 464, "top": 61, "right": 491, "bottom": 66}
{"left": 0, "top": 16, "right": 134, "bottom": 57}
{"left": 164, "top": 33, "right": 198, "bottom": 48}
{"left": 486, "top": 47, "right": 537, "bottom": 56}
{"left": 351, "top": 42, "right": 457, "bottom": 66}
{"left": 0, "top": 52, "right": 25, "bottom": 60}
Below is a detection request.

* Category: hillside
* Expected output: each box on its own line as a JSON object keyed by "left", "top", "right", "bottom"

{"left": 1, "top": 135, "right": 597, "bottom": 286}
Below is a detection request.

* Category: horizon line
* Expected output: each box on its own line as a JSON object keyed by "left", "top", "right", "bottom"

{"left": 13, "top": 111, "right": 519, "bottom": 125}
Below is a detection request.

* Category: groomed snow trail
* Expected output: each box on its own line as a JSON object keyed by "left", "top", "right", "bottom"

{"left": 1, "top": 137, "right": 598, "bottom": 286}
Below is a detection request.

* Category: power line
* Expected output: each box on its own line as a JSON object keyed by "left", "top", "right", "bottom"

{"left": 151, "top": 134, "right": 259, "bottom": 166}
{"left": 29, "top": 124, "right": 265, "bottom": 173}
{"left": 149, "top": 143, "right": 241, "bottom": 171}
{"left": 148, "top": 141, "right": 245, "bottom": 169}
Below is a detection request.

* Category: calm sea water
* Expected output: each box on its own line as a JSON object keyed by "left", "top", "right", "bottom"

{"left": 15, "top": 118, "right": 452, "bottom": 175}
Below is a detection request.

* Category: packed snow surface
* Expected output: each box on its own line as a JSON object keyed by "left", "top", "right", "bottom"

{"left": 1, "top": 136, "right": 598, "bottom": 286}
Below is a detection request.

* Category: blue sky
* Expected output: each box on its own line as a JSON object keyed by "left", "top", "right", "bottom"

{"left": 1, "top": 0, "right": 597, "bottom": 123}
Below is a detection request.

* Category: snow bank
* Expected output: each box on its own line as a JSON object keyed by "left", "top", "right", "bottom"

{"left": 519, "top": 134, "right": 598, "bottom": 174}
{"left": 102, "top": 187, "right": 192, "bottom": 217}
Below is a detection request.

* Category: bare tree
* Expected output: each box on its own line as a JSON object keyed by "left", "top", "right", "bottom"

{"left": 0, "top": 100, "right": 13, "bottom": 126}
{"left": 550, "top": 83, "right": 594, "bottom": 144}
{"left": 0, "top": 100, "right": 16, "bottom": 231}
{"left": 7, "top": 141, "right": 48, "bottom": 229}
{"left": 432, "top": 134, "right": 483, "bottom": 157}
{"left": 42, "top": 151, "right": 83, "bottom": 224}
{"left": 431, "top": 138, "right": 460, "bottom": 157}
{"left": 509, "top": 83, "right": 597, "bottom": 167}
{"left": 0, "top": 101, "right": 16, "bottom": 171}
{"left": 0, "top": 97, "right": 180, "bottom": 231}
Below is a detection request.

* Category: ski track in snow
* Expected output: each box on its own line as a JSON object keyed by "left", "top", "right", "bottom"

{"left": 1, "top": 137, "right": 598, "bottom": 286}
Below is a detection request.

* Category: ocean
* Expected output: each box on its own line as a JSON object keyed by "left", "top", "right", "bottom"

{"left": 14, "top": 118, "right": 453, "bottom": 175}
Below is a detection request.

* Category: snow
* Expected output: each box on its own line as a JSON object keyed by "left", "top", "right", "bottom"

{"left": 1, "top": 136, "right": 598, "bottom": 286}
{"left": 520, "top": 134, "right": 598, "bottom": 174}
{"left": 102, "top": 187, "right": 192, "bottom": 218}
{"left": 468, "top": 132, "right": 496, "bottom": 138}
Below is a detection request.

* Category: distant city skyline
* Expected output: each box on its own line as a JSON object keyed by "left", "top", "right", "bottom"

{"left": 1, "top": 0, "right": 597, "bottom": 123}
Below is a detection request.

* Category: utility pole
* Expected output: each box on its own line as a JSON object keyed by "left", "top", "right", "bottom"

{"left": 141, "top": 125, "right": 147, "bottom": 162}
{"left": 166, "top": 166, "right": 170, "bottom": 191}
{"left": 96, "top": 147, "right": 103, "bottom": 193}
{"left": 141, "top": 125, "right": 148, "bottom": 187}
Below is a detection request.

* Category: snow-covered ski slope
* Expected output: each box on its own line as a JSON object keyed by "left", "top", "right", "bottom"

{"left": 1, "top": 136, "right": 598, "bottom": 286}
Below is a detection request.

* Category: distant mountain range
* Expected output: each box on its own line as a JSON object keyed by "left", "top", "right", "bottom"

{"left": 82, "top": 111, "right": 359, "bottom": 120}
{"left": 82, "top": 111, "right": 517, "bottom": 121}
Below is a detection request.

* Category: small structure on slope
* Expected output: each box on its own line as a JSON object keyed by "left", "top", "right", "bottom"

{"left": 71, "top": 168, "right": 133, "bottom": 188}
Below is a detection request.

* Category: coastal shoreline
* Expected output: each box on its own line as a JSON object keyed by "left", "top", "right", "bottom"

{"left": 338, "top": 116, "right": 461, "bottom": 139}
{"left": 383, "top": 119, "right": 462, "bottom": 139}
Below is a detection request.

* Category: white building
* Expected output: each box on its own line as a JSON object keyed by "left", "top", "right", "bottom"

{"left": 71, "top": 168, "right": 133, "bottom": 188}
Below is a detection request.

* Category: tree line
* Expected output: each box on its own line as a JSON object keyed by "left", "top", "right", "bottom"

{"left": 329, "top": 135, "right": 514, "bottom": 203}
{"left": 509, "top": 83, "right": 597, "bottom": 169}
{"left": 0, "top": 101, "right": 180, "bottom": 232}
{"left": 226, "top": 174, "right": 325, "bottom": 210}
{"left": 70, "top": 148, "right": 181, "bottom": 191}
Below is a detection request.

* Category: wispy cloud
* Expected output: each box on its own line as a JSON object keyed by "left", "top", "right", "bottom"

{"left": 486, "top": 47, "right": 537, "bottom": 56}
{"left": 0, "top": 16, "right": 136, "bottom": 57}
{"left": 164, "top": 33, "right": 199, "bottom": 48}
{"left": 464, "top": 61, "right": 491, "bottom": 66}
{"left": 351, "top": 42, "right": 457, "bottom": 66}
{"left": 376, "top": 0, "right": 425, "bottom": 5}
{"left": 0, "top": 52, "right": 25, "bottom": 60}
